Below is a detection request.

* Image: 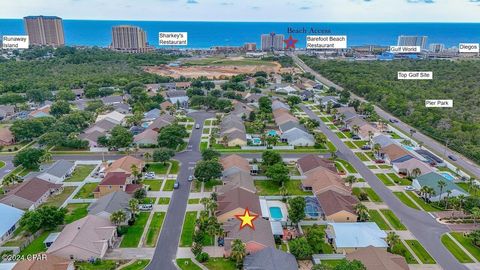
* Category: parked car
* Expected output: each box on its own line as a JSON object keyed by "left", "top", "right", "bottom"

{"left": 389, "top": 118, "right": 399, "bottom": 123}
{"left": 341, "top": 128, "right": 350, "bottom": 132}
{"left": 145, "top": 172, "right": 156, "bottom": 179}
{"left": 375, "top": 159, "right": 385, "bottom": 164}
{"left": 139, "top": 204, "right": 153, "bottom": 211}
{"left": 448, "top": 155, "right": 457, "bottom": 161}
{"left": 195, "top": 124, "right": 200, "bottom": 129}
{"left": 188, "top": 175, "right": 194, "bottom": 182}
{"left": 361, "top": 145, "right": 371, "bottom": 150}
{"left": 404, "top": 186, "right": 415, "bottom": 191}
{"left": 173, "top": 181, "right": 180, "bottom": 189}
{"left": 217, "top": 237, "right": 225, "bottom": 247}
{"left": 352, "top": 135, "right": 361, "bottom": 140}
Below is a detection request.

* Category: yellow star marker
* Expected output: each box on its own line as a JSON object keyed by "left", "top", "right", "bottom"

{"left": 235, "top": 208, "right": 259, "bottom": 230}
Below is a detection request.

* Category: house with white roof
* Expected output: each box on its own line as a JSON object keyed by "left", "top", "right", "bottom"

{"left": 326, "top": 222, "right": 388, "bottom": 254}
{"left": 37, "top": 160, "right": 76, "bottom": 183}
{"left": 275, "top": 85, "right": 298, "bottom": 94}
{"left": 95, "top": 111, "right": 125, "bottom": 125}
{"left": 0, "top": 203, "right": 24, "bottom": 244}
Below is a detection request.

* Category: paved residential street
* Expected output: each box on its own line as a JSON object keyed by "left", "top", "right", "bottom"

{"left": 291, "top": 53, "right": 480, "bottom": 179}
{"left": 301, "top": 104, "right": 466, "bottom": 270}
{"left": 146, "top": 111, "right": 214, "bottom": 270}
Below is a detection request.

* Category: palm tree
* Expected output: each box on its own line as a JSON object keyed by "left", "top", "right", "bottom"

{"left": 330, "top": 151, "right": 337, "bottom": 162}
{"left": 445, "top": 190, "right": 452, "bottom": 209}
{"left": 373, "top": 143, "right": 382, "bottom": 158}
{"left": 352, "top": 125, "right": 360, "bottom": 135}
{"left": 386, "top": 232, "right": 400, "bottom": 252}
{"left": 354, "top": 203, "right": 369, "bottom": 222}
{"left": 468, "top": 178, "right": 476, "bottom": 193}
{"left": 222, "top": 136, "right": 229, "bottom": 147}
{"left": 2, "top": 174, "right": 21, "bottom": 186}
{"left": 345, "top": 175, "right": 357, "bottom": 186}
{"left": 314, "top": 133, "right": 327, "bottom": 146}
{"left": 438, "top": 180, "right": 447, "bottom": 201}
{"left": 411, "top": 168, "right": 422, "bottom": 179}
{"left": 468, "top": 230, "right": 480, "bottom": 247}
{"left": 230, "top": 239, "right": 246, "bottom": 268}
{"left": 279, "top": 183, "right": 289, "bottom": 201}
{"left": 110, "top": 210, "right": 127, "bottom": 226}
{"left": 144, "top": 152, "right": 152, "bottom": 161}
{"left": 368, "top": 131, "right": 374, "bottom": 143}
{"left": 129, "top": 198, "right": 139, "bottom": 220}
{"left": 130, "top": 164, "right": 141, "bottom": 183}
{"left": 41, "top": 152, "right": 52, "bottom": 163}
{"left": 458, "top": 194, "right": 466, "bottom": 213}
{"left": 472, "top": 207, "right": 480, "bottom": 227}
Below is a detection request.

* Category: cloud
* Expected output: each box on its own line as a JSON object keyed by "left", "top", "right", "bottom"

{"left": 299, "top": 6, "right": 311, "bottom": 9}
{"left": 220, "top": 2, "right": 233, "bottom": 5}
{"left": 407, "top": 0, "right": 435, "bottom": 3}
{"left": 186, "top": 0, "right": 198, "bottom": 3}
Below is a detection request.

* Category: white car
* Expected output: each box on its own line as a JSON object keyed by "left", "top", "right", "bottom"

{"left": 404, "top": 186, "right": 415, "bottom": 191}
{"left": 139, "top": 204, "right": 153, "bottom": 211}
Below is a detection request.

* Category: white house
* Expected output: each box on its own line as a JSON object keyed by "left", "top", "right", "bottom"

{"left": 0, "top": 203, "right": 24, "bottom": 244}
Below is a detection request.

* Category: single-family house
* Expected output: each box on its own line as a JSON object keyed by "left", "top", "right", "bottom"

{"left": 166, "top": 90, "right": 189, "bottom": 107}
{"left": 147, "top": 114, "right": 175, "bottom": 131}
{"left": 316, "top": 190, "right": 358, "bottom": 222}
{"left": 412, "top": 172, "right": 468, "bottom": 202}
{"left": 133, "top": 129, "right": 158, "bottom": 147}
{"left": 218, "top": 171, "right": 256, "bottom": 194}
{"left": 0, "top": 127, "right": 15, "bottom": 146}
{"left": 392, "top": 158, "right": 434, "bottom": 177}
{"left": 326, "top": 222, "right": 388, "bottom": 253}
{"left": 78, "top": 130, "right": 106, "bottom": 149}
{"left": 271, "top": 100, "right": 290, "bottom": 112}
{"left": 274, "top": 112, "right": 299, "bottom": 126}
{"left": 88, "top": 191, "right": 132, "bottom": 222}
{"left": 0, "top": 203, "right": 24, "bottom": 244}
{"left": 243, "top": 247, "right": 298, "bottom": 270}
{"left": 231, "top": 101, "right": 254, "bottom": 118}
{"left": 143, "top": 108, "right": 161, "bottom": 121}
{"left": 220, "top": 155, "right": 251, "bottom": 177}
{"left": 175, "top": 82, "right": 191, "bottom": 89}
{"left": 47, "top": 215, "right": 117, "bottom": 260}
{"left": 216, "top": 187, "right": 261, "bottom": 223}
{"left": 93, "top": 172, "right": 139, "bottom": 198}
{"left": 345, "top": 116, "right": 378, "bottom": 140}
{"left": 113, "top": 103, "right": 131, "bottom": 114}
{"left": 224, "top": 130, "right": 247, "bottom": 147}
{"left": 300, "top": 90, "right": 314, "bottom": 101}
{"left": 380, "top": 144, "right": 414, "bottom": 164}
{"left": 335, "top": 107, "right": 357, "bottom": 121}
{"left": 371, "top": 134, "right": 395, "bottom": 148}
{"left": 0, "top": 178, "right": 62, "bottom": 210}
{"left": 160, "top": 101, "right": 173, "bottom": 111}
{"left": 303, "top": 167, "right": 349, "bottom": 195}
{"left": 105, "top": 156, "right": 145, "bottom": 177}
{"left": 101, "top": 95, "right": 123, "bottom": 105}
{"left": 12, "top": 253, "right": 73, "bottom": 270}
{"left": 296, "top": 154, "right": 336, "bottom": 174}
{"left": 84, "top": 119, "right": 117, "bottom": 134}
{"left": 222, "top": 217, "right": 275, "bottom": 256}
{"left": 244, "top": 93, "right": 265, "bottom": 105}
{"left": 219, "top": 114, "right": 247, "bottom": 147}
{"left": 0, "top": 105, "right": 15, "bottom": 120}
{"left": 275, "top": 85, "right": 298, "bottom": 94}
{"left": 345, "top": 246, "right": 409, "bottom": 270}
{"left": 318, "top": 96, "right": 340, "bottom": 107}
{"left": 95, "top": 111, "right": 125, "bottom": 125}
{"left": 281, "top": 128, "right": 315, "bottom": 146}
{"left": 12, "top": 253, "right": 74, "bottom": 270}
{"left": 28, "top": 104, "right": 51, "bottom": 118}
{"left": 37, "top": 160, "right": 76, "bottom": 183}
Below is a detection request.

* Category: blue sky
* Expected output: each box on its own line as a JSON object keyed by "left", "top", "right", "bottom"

{"left": 1, "top": 0, "right": 480, "bottom": 22}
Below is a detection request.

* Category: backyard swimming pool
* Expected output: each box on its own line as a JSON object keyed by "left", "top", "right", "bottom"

{"left": 267, "top": 130, "right": 277, "bottom": 136}
{"left": 440, "top": 172, "right": 455, "bottom": 181}
{"left": 269, "top": 206, "right": 283, "bottom": 220}
{"left": 252, "top": 137, "right": 262, "bottom": 145}
{"left": 402, "top": 145, "right": 415, "bottom": 151}
{"left": 304, "top": 197, "right": 321, "bottom": 218}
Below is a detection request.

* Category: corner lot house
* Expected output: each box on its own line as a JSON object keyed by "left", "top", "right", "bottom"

{"left": 12, "top": 253, "right": 74, "bottom": 270}
{"left": 412, "top": 172, "right": 468, "bottom": 201}
{"left": 0, "top": 178, "right": 62, "bottom": 210}
{"left": 35, "top": 160, "right": 76, "bottom": 183}
{"left": 346, "top": 246, "right": 408, "bottom": 270}
{"left": 243, "top": 247, "right": 298, "bottom": 270}
{"left": 105, "top": 156, "right": 145, "bottom": 177}
{"left": 47, "top": 215, "right": 117, "bottom": 260}
{"left": 93, "top": 172, "right": 141, "bottom": 198}
{"left": 0, "top": 203, "right": 24, "bottom": 244}
{"left": 327, "top": 222, "right": 388, "bottom": 253}
{"left": 88, "top": 191, "right": 132, "bottom": 222}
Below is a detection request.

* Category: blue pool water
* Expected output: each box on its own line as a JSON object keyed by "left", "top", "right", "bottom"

{"left": 269, "top": 207, "right": 283, "bottom": 220}
{"left": 267, "top": 130, "right": 277, "bottom": 137}
{"left": 402, "top": 145, "right": 415, "bottom": 151}
{"left": 252, "top": 138, "right": 262, "bottom": 145}
{"left": 141, "top": 122, "right": 150, "bottom": 128}
{"left": 440, "top": 172, "right": 455, "bottom": 181}
{"left": 304, "top": 197, "right": 320, "bottom": 218}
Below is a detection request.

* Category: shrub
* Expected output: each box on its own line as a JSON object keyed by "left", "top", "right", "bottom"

{"left": 196, "top": 252, "right": 210, "bottom": 262}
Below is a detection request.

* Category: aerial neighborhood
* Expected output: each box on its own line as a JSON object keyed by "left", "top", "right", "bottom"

{"left": 0, "top": 18, "right": 479, "bottom": 270}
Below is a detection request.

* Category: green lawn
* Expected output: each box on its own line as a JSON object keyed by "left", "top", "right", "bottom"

{"left": 368, "top": 165, "right": 378, "bottom": 169}
{"left": 254, "top": 180, "right": 311, "bottom": 196}
{"left": 406, "top": 191, "right": 441, "bottom": 212}
{"left": 344, "top": 141, "right": 358, "bottom": 149}
{"left": 368, "top": 210, "right": 391, "bottom": 230}
{"left": 157, "top": 197, "right": 171, "bottom": 205}
{"left": 142, "top": 197, "right": 156, "bottom": 204}
{"left": 393, "top": 192, "right": 420, "bottom": 210}
{"left": 376, "top": 174, "right": 395, "bottom": 186}
{"left": 143, "top": 180, "right": 163, "bottom": 191}
{"left": 200, "top": 142, "right": 208, "bottom": 151}
{"left": 457, "top": 182, "right": 477, "bottom": 196}
{"left": 176, "top": 259, "right": 202, "bottom": 270}
{"left": 145, "top": 163, "right": 169, "bottom": 174}
{"left": 391, "top": 241, "right": 418, "bottom": 264}
{"left": 405, "top": 240, "right": 436, "bottom": 264}
{"left": 64, "top": 203, "right": 89, "bottom": 224}
{"left": 336, "top": 159, "right": 357, "bottom": 173}
{"left": 145, "top": 212, "right": 165, "bottom": 247}
{"left": 380, "top": 209, "right": 407, "bottom": 230}
{"left": 320, "top": 260, "right": 344, "bottom": 267}
{"left": 120, "top": 212, "right": 150, "bottom": 248}
{"left": 355, "top": 152, "right": 370, "bottom": 162}
{"left": 42, "top": 186, "right": 76, "bottom": 207}
{"left": 202, "top": 258, "right": 236, "bottom": 270}
{"left": 188, "top": 198, "right": 200, "bottom": 204}
{"left": 451, "top": 232, "right": 480, "bottom": 261}
{"left": 180, "top": 211, "right": 197, "bottom": 247}
{"left": 336, "top": 132, "right": 346, "bottom": 139}
{"left": 302, "top": 225, "right": 334, "bottom": 254}
{"left": 363, "top": 188, "right": 383, "bottom": 202}
{"left": 64, "top": 165, "right": 96, "bottom": 182}
{"left": 441, "top": 234, "right": 474, "bottom": 263}
{"left": 170, "top": 160, "right": 180, "bottom": 174}
{"left": 75, "top": 261, "right": 118, "bottom": 270}
{"left": 204, "top": 179, "right": 222, "bottom": 192}
{"left": 353, "top": 141, "right": 368, "bottom": 148}
{"left": 378, "top": 164, "right": 392, "bottom": 169}
{"left": 163, "top": 179, "right": 176, "bottom": 191}
{"left": 0, "top": 161, "right": 5, "bottom": 169}
{"left": 73, "top": 183, "right": 98, "bottom": 199}
{"left": 121, "top": 260, "right": 150, "bottom": 270}
{"left": 387, "top": 173, "right": 411, "bottom": 185}
{"left": 19, "top": 230, "right": 52, "bottom": 255}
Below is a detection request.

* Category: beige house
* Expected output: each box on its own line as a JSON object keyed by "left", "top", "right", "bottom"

{"left": 105, "top": 156, "right": 145, "bottom": 178}
{"left": 316, "top": 190, "right": 358, "bottom": 222}
{"left": 346, "top": 246, "right": 408, "bottom": 270}
{"left": 303, "top": 167, "right": 350, "bottom": 196}
{"left": 47, "top": 215, "right": 117, "bottom": 260}
{"left": 13, "top": 253, "right": 74, "bottom": 270}
{"left": 216, "top": 187, "right": 261, "bottom": 223}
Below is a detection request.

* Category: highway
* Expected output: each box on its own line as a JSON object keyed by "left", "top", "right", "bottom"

{"left": 291, "top": 52, "right": 480, "bottom": 179}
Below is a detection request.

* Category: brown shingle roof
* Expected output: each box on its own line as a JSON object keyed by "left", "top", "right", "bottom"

{"left": 0, "top": 178, "right": 61, "bottom": 209}
{"left": 218, "top": 171, "right": 256, "bottom": 194}
{"left": 12, "top": 253, "right": 72, "bottom": 270}
{"left": 316, "top": 190, "right": 358, "bottom": 216}
{"left": 223, "top": 217, "right": 275, "bottom": 253}
{"left": 220, "top": 154, "right": 250, "bottom": 173}
{"left": 303, "top": 167, "right": 349, "bottom": 195}
{"left": 381, "top": 144, "right": 411, "bottom": 162}
{"left": 297, "top": 154, "right": 336, "bottom": 174}
{"left": 99, "top": 172, "right": 128, "bottom": 186}
{"left": 217, "top": 187, "right": 261, "bottom": 217}
{"left": 106, "top": 156, "right": 144, "bottom": 176}
{"left": 346, "top": 246, "right": 409, "bottom": 270}
{"left": 0, "top": 127, "right": 14, "bottom": 144}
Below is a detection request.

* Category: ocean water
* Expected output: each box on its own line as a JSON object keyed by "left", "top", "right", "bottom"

{"left": 1, "top": 20, "right": 479, "bottom": 49}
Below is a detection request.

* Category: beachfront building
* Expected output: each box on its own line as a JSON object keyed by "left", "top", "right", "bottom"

{"left": 24, "top": 16, "right": 65, "bottom": 46}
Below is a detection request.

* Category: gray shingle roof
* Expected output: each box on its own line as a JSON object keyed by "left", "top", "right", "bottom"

{"left": 42, "top": 160, "right": 75, "bottom": 178}
{"left": 87, "top": 191, "right": 131, "bottom": 215}
{"left": 244, "top": 247, "right": 298, "bottom": 270}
